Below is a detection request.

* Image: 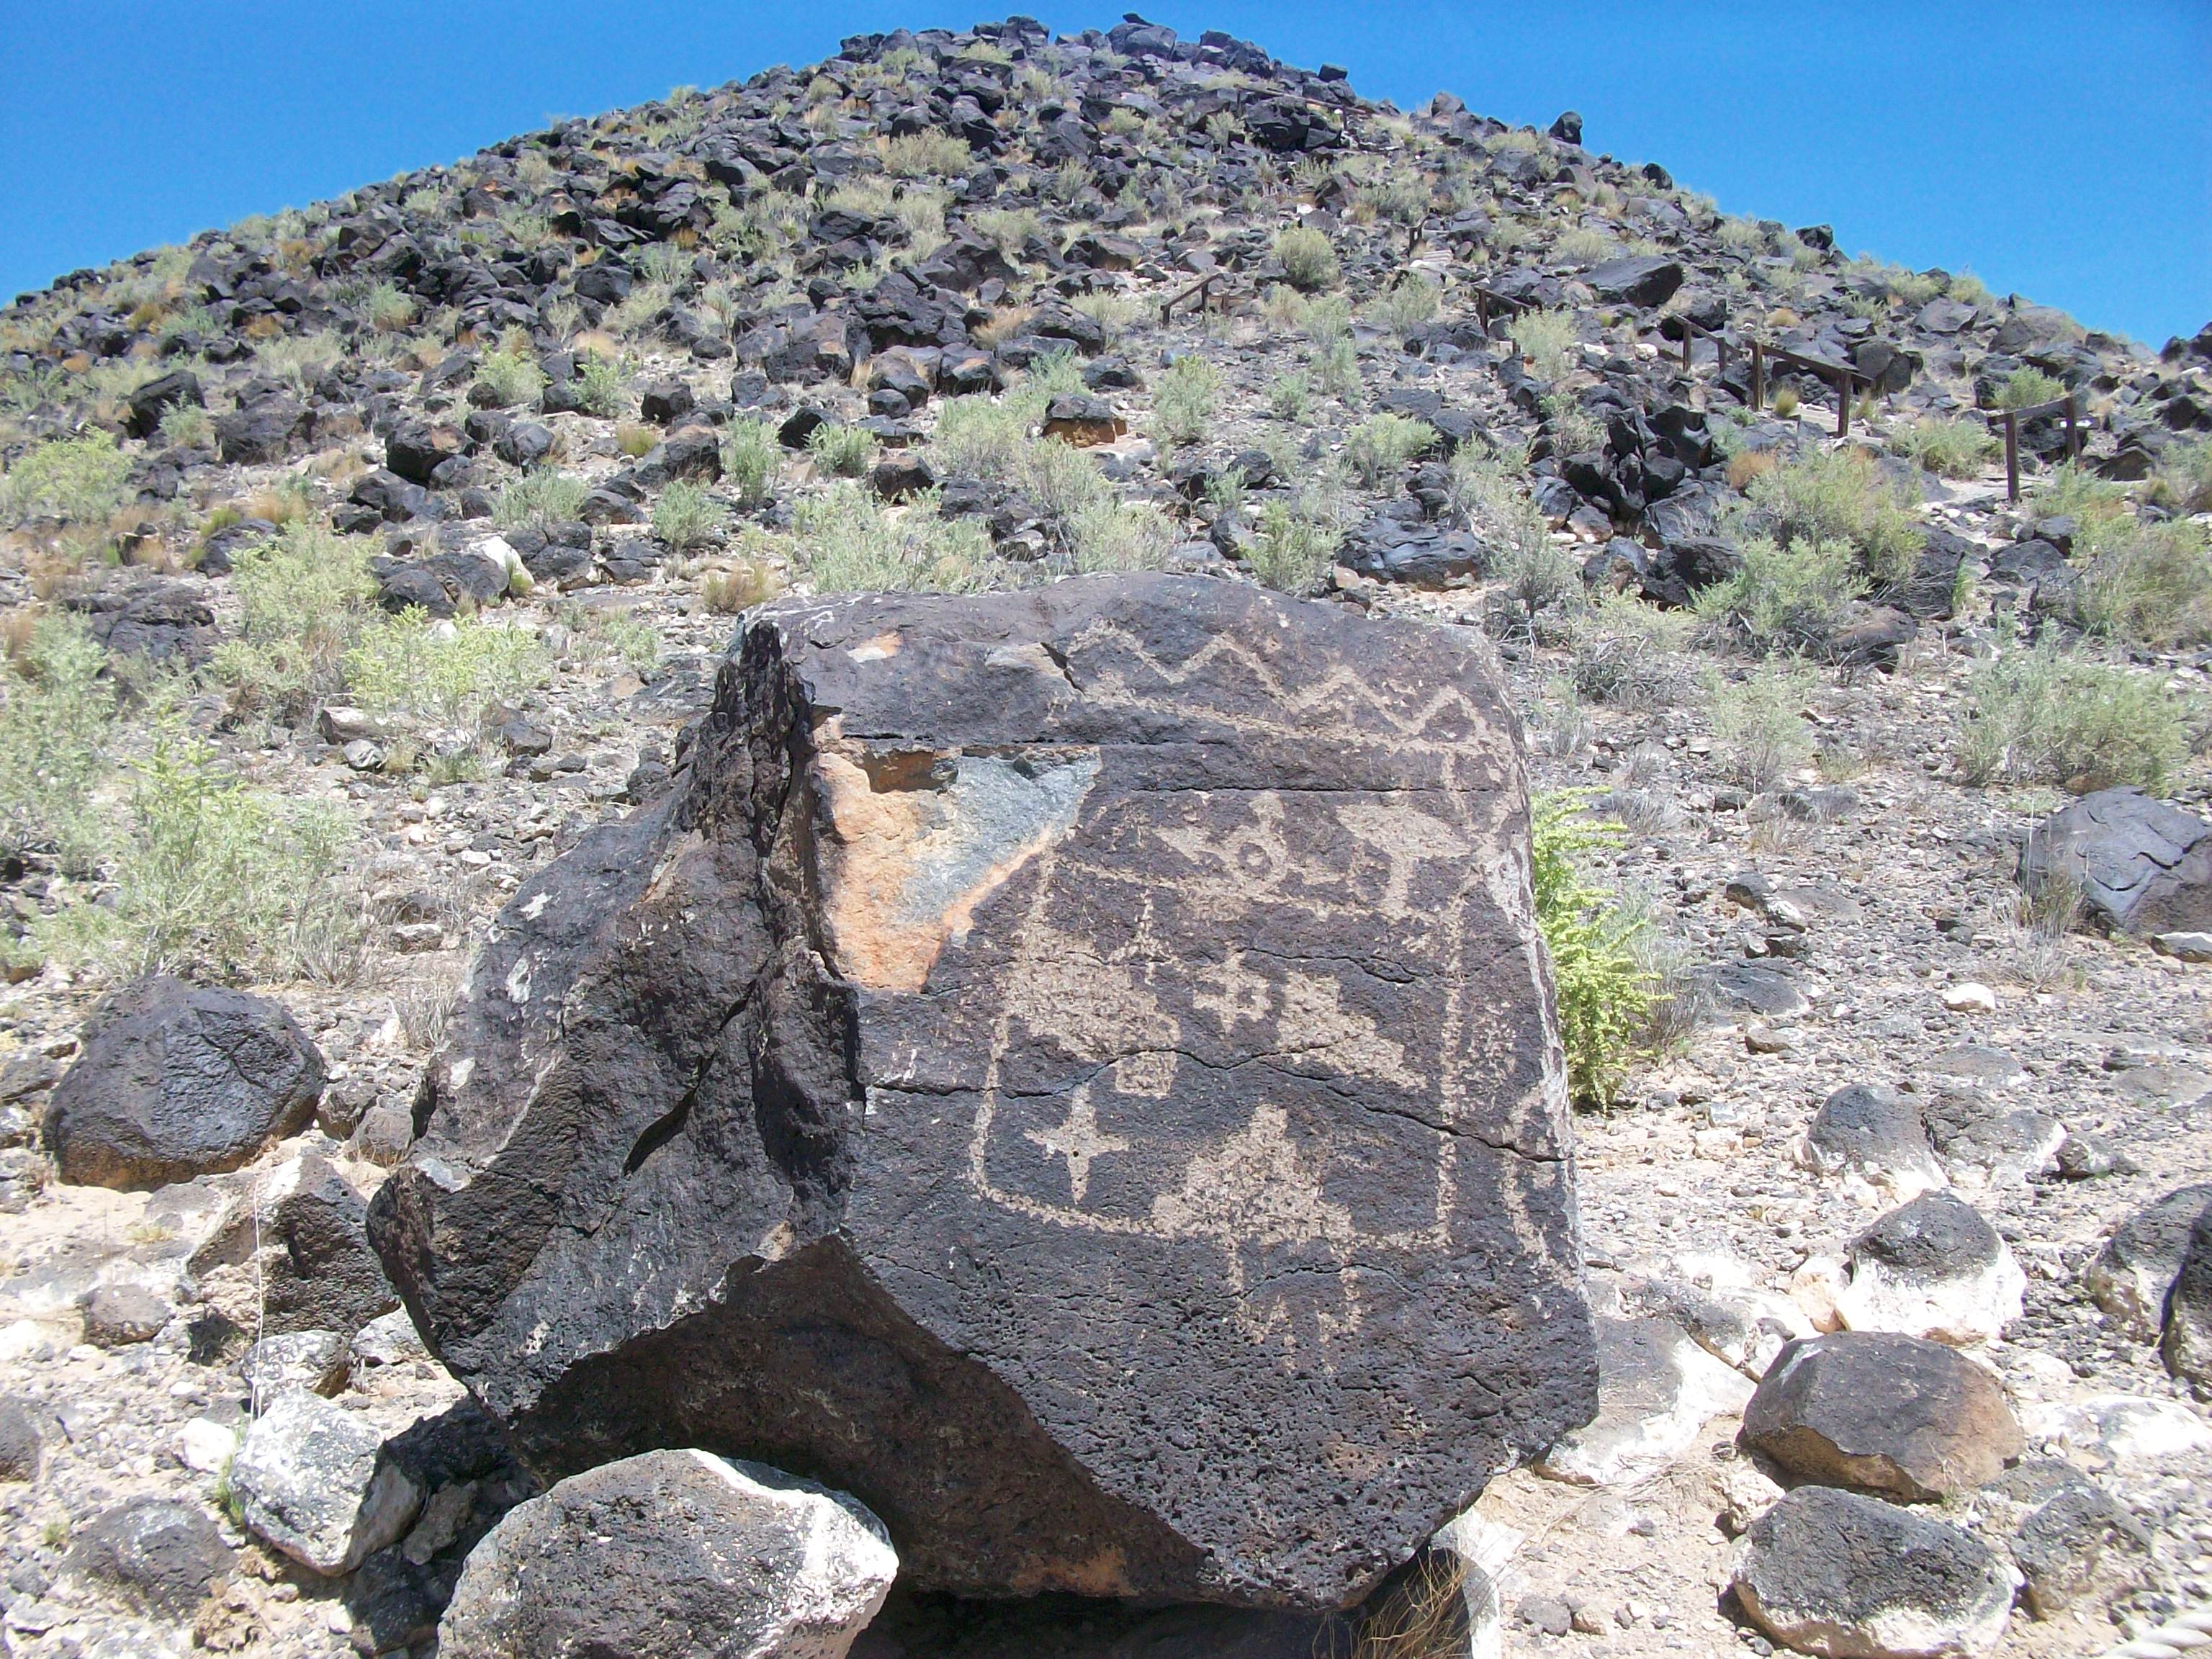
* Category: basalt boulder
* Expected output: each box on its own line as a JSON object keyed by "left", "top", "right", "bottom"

{"left": 369, "top": 573, "right": 1593, "bottom": 1613}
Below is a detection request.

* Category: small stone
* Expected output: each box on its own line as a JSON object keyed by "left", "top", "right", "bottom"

{"left": 1940, "top": 982, "right": 1997, "bottom": 1014}
{"left": 1836, "top": 1192, "right": 2025, "bottom": 1345}
{"left": 1985, "top": 1460, "right": 2148, "bottom": 1618}
{"left": 437, "top": 1451, "right": 896, "bottom": 1659}
{"left": 343, "top": 738, "right": 385, "bottom": 771}
{"left": 1800, "top": 1084, "right": 1944, "bottom": 1199}
{"left": 64, "top": 1497, "right": 236, "bottom": 1619}
{"left": 241, "top": 1329, "right": 349, "bottom": 1400}
{"left": 1732, "top": 1485, "right": 2019, "bottom": 1659}
{"left": 82, "top": 1281, "right": 174, "bottom": 1347}
{"left": 2162, "top": 1203, "right": 2212, "bottom": 1395}
{"left": 230, "top": 1390, "right": 422, "bottom": 1576}
{"left": 0, "top": 1395, "right": 44, "bottom": 1481}
{"left": 1740, "top": 1331, "right": 2023, "bottom": 1502}
{"left": 1520, "top": 1595, "right": 1575, "bottom": 1637}
{"left": 2152, "top": 931, "right": 2212, "bottom": 962}
{"left": 2085, "top": 1184, "right": 2212, "bottom": 1341}
{"left": 43, "top": 977, "right": 325, "bottom": 1190}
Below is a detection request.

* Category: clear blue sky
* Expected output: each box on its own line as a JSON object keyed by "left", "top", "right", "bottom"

{"left": 1, "top": 2, "right": 2205, "bottom": 346}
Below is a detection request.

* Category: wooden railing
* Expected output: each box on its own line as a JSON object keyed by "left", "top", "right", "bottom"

{"left": 1159, "top": 272, "right": 1217, "bottom": 326}
{"left": 1984, "top": 392, "right": 2085, "bottom": 501}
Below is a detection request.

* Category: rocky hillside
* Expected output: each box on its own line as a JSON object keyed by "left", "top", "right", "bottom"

{"left": 1, "top": 14, "right": 2211, "bottom": 1659}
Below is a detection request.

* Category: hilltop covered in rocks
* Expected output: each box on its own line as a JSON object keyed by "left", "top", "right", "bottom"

{"left": 1, "top": 14, "right": 2211, "bottom": 1659}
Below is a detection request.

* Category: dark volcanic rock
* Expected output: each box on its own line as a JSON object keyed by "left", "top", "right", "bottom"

{"left": 1731, "top": 1485, "right": 2018, "bottom": 1659}
{"left": 1583, "top": 256, "right": 1683, "bottom": 310}
{"left": 2165, "top": 1202, "right": 2212, "bottom": 1394}
{"left": 1740, "top": 1331, "right": 2022, "bottom": 1502}
{"left": 2020, "top": 787, "right": 2212, "bottom": 935}
{"left": 65, "top": 1497, "right": 235, "bottom": 1619}
{"left": 372, "top": 573, "right": 1593, "bottom": 1611}
{"left": 44, "top": 976, "right": 325, "bottom": 1190}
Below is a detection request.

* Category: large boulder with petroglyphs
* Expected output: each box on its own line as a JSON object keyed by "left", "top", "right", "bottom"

{"left": 367, "top": 572, "right": 1593, "bottom": 1613}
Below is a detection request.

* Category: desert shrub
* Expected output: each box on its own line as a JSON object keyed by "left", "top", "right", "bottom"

{"left": 1455, "top": 456, "right": 1570, "bottom": 627}
{"left": 701, "top": 558, "right": 783, "bottom": 613}
{"left": 969, "top": 207, "right": 1042, "bottom": 256}
{"left": 1368, "top": 274, "right": 1441, "bottom": 340}
{"left": 574, "top": 353, "right": 626, "bottom": 418}
{"left": 1708, "top": 663, "right": 1815, "bottom": 793}
{"left": 1693, "top": 534, "right": 1865, "bottom": 653}
{"left": 1565, "top": 595, "right": 1694, "bottom": 708}
{"left": 343, "top": 611, "right": 549, "bottom": 729}
{"left": 881, "top": 132, "right": 971, "bottom": 177}
{"left": 212, "top": 523, "right": 377, "bottom": 714}
{"left": 2031, "top": 462, "right": 2129, "bottom": 526}
{"left": 2155, "top": 437, "right": 2212, "bottom": 514}
{"left": 1344, "top": 413, "right": 1435, "bottom": 485}
{"left": 1956, "top": 634, "right": 2191, "bottom": 789}
{"left": 2074, "top": 516, "right": 2212, "bottom": 648}
{"left": 614, "top": 422, "right": 658, "bottom": 459}
{"left": 1996, "top": 367, "right": 2065, "bottom": 410}
{"left": 806, "top": 423, "right": 879, "bottom": 478}
{"left": 1, "top": 433, "right": 132, "bottom": 528}
{"left": 1028, "top": 350, "right": 1088, "bottom": 399}
{"left": 0, "top": 614, "right": 117, "bottom": 870}
{"left": 1541, "top": 392, "right": 1606, "bottom": 459}
{"left": 473, "top": 349, "right": 544, "bottom": 408}
{"left": 721, "top": 418, "right": 781, "bottom": 507}
{"left": 366, "top": 282, "right": 416, "bottom": 332}
{"left": 1269, "top": 371, "right": 1313, "bottom": 422}
{"left": 1274, "top": 225, "right": 1340, "bottom": 291}
{"left": 1152, "top": 355, "right": 1220, "bottom": 447}
{"left": 1893, "top": 417, "right": 1997, "bottom": 480}
{"left": 652, "top": 480, "right": 724, "bottom": 550}
{"left": 1553, "top": 225, "right": 1617, "bottom": 266}
{"left": 41, "top": 729, "right": 357, "bottom": 983}
{"left": 1507, "top": 310, "right": 1576, "bottom": 382}
{"left": 1069, "top": 499, "right": 1173, "bottom": 574}
{"left": 156, "top": 403, "right": 214, "bottom": 449}
{"left": 932, "top": 393, "right": 1041, "bottom": 481}
{"left": 1246, "top": 501, "right": 1341, "bottom": 594}
{"left": 1739, "top": 447, "right": 1924, "bottom": 582}
{"left": 1532, "top": 792, "right": 1658, "bottom": 1109}
{"left": 1315, "top": 337, "right": 1362, "bottom": 402}
{"left": 796, "top": 482, "right": 1003, "bottom": 593}
{"left": 496, "top": 468, "right": 588, "bottom": 530}
{"left": 1070, "top": 292, "right": 1146, "bottom": 342}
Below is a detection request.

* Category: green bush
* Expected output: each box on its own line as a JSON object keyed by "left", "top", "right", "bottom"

{"left": 495, "top": 468, "right": 589, "bottom": 530}
{"left": 473, "top": 349, "right": 545, "bottom": 408}
{"left": 40, "top": 729, "right": 357, "bottom": 984}
{"left": 1344, "top": 413, "right": 1436, "bottom": 485}
{"left": 1314, "top": 336, "right": 1361, "bottom": 402}
{"left": 2156, "top": 437, "right": 2212, "bottom": 514}
{"left": 1268, "top": 371, "right": 1313, "bottom": 422}
{"left": 1455, "top": 456, "right": 1570, "bottom": 626}
{"left": 1069, "top": 499, "right": 1173, "bottom": 575}
{"left": 1532, "top": 792, "right": 1657, "bottom": 1108}
{"left": 721, "top": 418, "right": 781, "bottom": 507}
{"left": 1996, "top": 367, "right": 2066, "bottom": 410}
{"left": 1957, "top": 634, "right": 2191, "bottom": 789}
{"left": 806, "top": 423, "right": 878, "bottom": 478}
{"left": 1893, "top": 417, "right": 1997, "bottom": 480}
{"left": 932, "top": 393, "right": 1042, "bottom": 481}
{"left": 156, "top": 403, "right": 214, "bottom": 449}
{"left": 1739, "top": 447, "right": 1924, "bottom": 582}
{"left": 366, "top": 282, "right": 416, "bottom": 332}
{"left": 1708, "top": 663, "right": 1815, "bottom": 793}
{"left": 0, "top": 615, "right": 117, "bottom": 870}
{"left": 575, "top": 354, "right": 627, "bottom": 418}
{"left": 2074, "top": 516, "right": 2212, "bottom": 648}
{"left": 652, "top": 479, "right": 724, "bottom": 550}
{"left": 881, "top": 132, "right": 971, "bottom": 177}
{"left": 1692, "top": 534, "right": 1865, "bottom": 653}
{"left": 1368, "top": 274, "right": 1441, "bottom": 340}
{"left": 1507, "top": 310, "right": 1576, "bottom": 382}
{"left": 1152, "top": 354, "right": 1220, "bottom": 446}
{"left": 796, "top": 482, "right": 1003, "bottom": 593}
{"left": 212, "top": 523, "right": 377, "bottom": 716}
{"left": 1246, "top": 501, "right": 1341, "bottom": 594}
{"left": 343, "top": 612, "right": 549, "bottom": 729}
{"left": 1, "top": 433, "right": 132, "bottom": 528}
{"left": 1274, "top": 225, "right": 1340, "bottom": 292}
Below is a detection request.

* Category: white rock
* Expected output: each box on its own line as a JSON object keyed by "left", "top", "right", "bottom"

{"left": 230, "top": 1390, "right": 421, "bottom": 1575}
{"left": 1835, "top": 1194, "right": 2027, "bottom": 1346}
{"left": 2024, "top": 1393, "right": 2212, "bottom": 1469}
{"left": 174, "top": 1419, "right": 237, "bottom": 1477}
{"left": 1427, "top": 1509, "right": 1524, "bottom": 1659}
{"left": 439, "top": 1450, "right": 896, "bottom": 1659}
{"left": 1941, "top": 982, "right": 1997, "bottom": 1013}
{"left": 1537, "top": 1316, "right": 1755, "bottom": 1487}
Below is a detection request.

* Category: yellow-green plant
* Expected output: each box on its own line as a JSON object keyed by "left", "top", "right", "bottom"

{"left": 1532, "top": 792, "right": 1657, "bottom": 1108}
